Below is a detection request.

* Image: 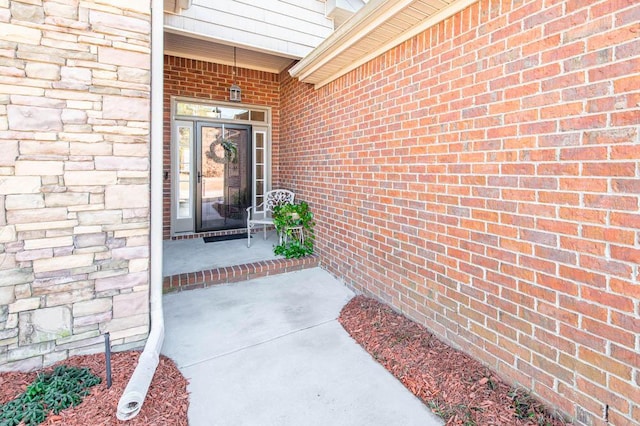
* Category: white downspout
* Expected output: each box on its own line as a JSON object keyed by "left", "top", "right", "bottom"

{"left": 116, "top": 0, "right": 165, "bottom": 420}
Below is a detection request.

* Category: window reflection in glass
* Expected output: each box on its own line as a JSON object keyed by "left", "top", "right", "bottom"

{"left": 177, "top": 126, "right": 192, "bottom": 219}
{"left": 251, "top": 110, "right": 266, "bottom": 122}
{"left": 176, "top": 102, "right": 266, "bottom": 123}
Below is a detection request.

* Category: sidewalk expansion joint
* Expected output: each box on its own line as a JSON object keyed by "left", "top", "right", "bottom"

{"left": 180, "top": 318, "right": 337, "bottom": 369}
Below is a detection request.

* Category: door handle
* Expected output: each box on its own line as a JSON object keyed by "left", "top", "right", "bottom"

{"left": 197, "top": 171, "right": 201, "bottom": 183}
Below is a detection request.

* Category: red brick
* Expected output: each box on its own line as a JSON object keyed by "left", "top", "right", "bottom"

{"left": 560, "top": 177, "right": 608, "bottom": 192}
{"left": 542, "top": 40, "right": 586, "bottom": 62}
{"left": 588, "top": 23, "right": 640, "bottom": 51}
{"left": 612, "top": 110, "right": 640, "bottom": 126}
{"left": 610, "top": 311, "right": 640, "bottom": 336}
{"left": 564, "top": 15, "right": 612, "bottom": 44}
{"left": 609, "top": 376, "right": 640, "bottom": 408}
{"left": 611, "top": 245, "right": 640, "bottom": 264}
{"left": 610, "top": 278, "right": 640, "bottom": 299}
{"left": 580, "top": 347, "right": 633, "bottom": 380}
{"left": 275, "top": 1, "right": 640, "bottom": 423}
{"left": 589, "top": 58, "right": 640, "bottom": 82}
{"left": 615, "top": 3, "right": 640, "bottom": 26}
{"left": 576, "top": 378, "right": 630, "bottom": 417}
{"left": 532, "top": 352, "right": 574, "bottom": 385}
{"left": 584, "top": 127, "right": 637, "bottom": 145}
{"left": 580, "top": 255, "right": 633, "bottom": 279}
{"left": 559, "top": 146, "right": 606, "bottom": 161}
{"left": 584, "top": 193, "right": 637, "bottom": 211}
{"left": 544, "top": 9, "right": 587, "bottom": 35}
{"left": 582, "top": 162, "right": 636, "bottom": 177}
{"left": 509, "top": 0, "right": 544, "bottom": 24}
{"left": 611, "top": 144, "right": 640, "bottom": 160}
{"left": 560, "top": 325, "right": 606, "bottom": 352}
{"left": 540, "top": 101, "right": 583, "bottom": 119}
{"left": 582, "top": 317, "right": 635, "bottom": 348}
{"left": 537, "top": 301, "right": 578, "bottom": 328}
{"left": 557, "top": 382, "right": 606, "bottom": 424}
{"left": 613, "top": 75, "right": 640, "bottom": 94}
{"left": 560, "top": 114, "right": 607, "bottom": 131}
{"left": 610, "top": 344, "right": 640, "bottom": 370}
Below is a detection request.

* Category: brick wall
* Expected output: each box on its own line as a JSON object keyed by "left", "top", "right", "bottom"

{"left": 0, "top": 1, "right": 152, "bottom": 369}
{"left": 281, "top": 0, "right": 640, "bottom": 424}
{"left": 163, "top": 55, "right": 281, "bottom": 239}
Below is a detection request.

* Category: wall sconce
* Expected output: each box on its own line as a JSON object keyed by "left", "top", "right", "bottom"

{"left": 229, "top": 47, "right": 241, "bottom": 102}
{"left": 229, "top": 84, "right": 241, "bottom": 102}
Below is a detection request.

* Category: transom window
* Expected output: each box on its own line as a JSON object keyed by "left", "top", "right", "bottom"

{"left": 175, "top": 101, "right": 267, "bottom": 123}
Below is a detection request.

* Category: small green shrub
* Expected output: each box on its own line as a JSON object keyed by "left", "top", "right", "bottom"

{"left": 272, "top": 201, "right": 315, "bottom": 258}
{"left": 0, "top": 365, "right": 101, "bottom": 426}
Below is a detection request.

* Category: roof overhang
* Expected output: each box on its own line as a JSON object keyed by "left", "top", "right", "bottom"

{"left": 289, "top": 0, "right": 478, "bottom": 88}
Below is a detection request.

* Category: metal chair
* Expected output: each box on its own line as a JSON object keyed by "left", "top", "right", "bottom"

{"left": 246, "top": 189, "right": 295, "bottom": 247}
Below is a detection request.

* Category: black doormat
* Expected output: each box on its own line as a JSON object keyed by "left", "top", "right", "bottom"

{"left": 203, "top": 234, "right": 247, "bottom": 243}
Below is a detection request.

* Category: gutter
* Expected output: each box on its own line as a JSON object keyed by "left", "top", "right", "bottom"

{"left": 116, "top": 0, "right": 165, "bottom": 420}
{"left": 289, "top": 0, "right": 407, "bottom": 81}
{"left": 289, "top": 0, "right": 477, "bottom": 88}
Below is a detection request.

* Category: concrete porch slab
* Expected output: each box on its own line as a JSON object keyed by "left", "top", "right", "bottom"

{"left": 163, "top": 231, "right": 281, "bottom": 277}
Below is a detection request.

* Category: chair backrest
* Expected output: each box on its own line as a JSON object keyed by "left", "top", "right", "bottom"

{"left": 264, "top": 189, "right": 295, "bottom": 213}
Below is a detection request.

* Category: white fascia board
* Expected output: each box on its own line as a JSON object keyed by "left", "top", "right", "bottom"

{"left": 291, "top": 0, "right": 479, "bottom": 89}
{"left": 290, "top": 0, "right": 414, "bottom": 80}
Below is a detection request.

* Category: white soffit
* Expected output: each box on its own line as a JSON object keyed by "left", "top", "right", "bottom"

{"left": 290, "top": 0, "right": 478, "bottom": 88}
{"left": 164, "top": 31, "right": 297, "bottom": 73}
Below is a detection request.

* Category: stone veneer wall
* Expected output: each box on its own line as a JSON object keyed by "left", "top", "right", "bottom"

{"left": 0, "top": 0, "right": 152, "bottom": 370}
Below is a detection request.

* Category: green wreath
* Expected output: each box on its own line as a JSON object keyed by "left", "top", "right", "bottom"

{"left": 207, "top": 137, "right": 238, "bottom": 164}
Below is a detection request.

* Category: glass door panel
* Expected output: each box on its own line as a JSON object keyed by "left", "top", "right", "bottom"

{"left": 172, "top": 121, "right": 194, "bottom": 234}
{"left": 253, "top": 129, "right": 267, "bottom": 210}
{"left": 177, "top": 127, "right": 191, "bottom": 219}
{"left": 196, "top": 123, "right": 251, "bottom": 232}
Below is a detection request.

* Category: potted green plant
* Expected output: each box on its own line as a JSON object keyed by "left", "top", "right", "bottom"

{"left": 272, "top": 201, "right": 315, "bottom": 258}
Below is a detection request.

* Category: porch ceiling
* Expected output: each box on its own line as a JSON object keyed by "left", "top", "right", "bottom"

{"left": 289, "top": 0, "right": 478, "bottom": 88}
{"left": 164, "top": 31, "right": 297, "bottom": 74}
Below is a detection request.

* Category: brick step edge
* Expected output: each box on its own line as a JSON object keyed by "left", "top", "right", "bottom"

{"left": 162, "top": 255, "right": 320, "bottom": 293}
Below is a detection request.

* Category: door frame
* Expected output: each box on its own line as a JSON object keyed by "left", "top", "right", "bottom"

{"left": 170, "top": 97, "right": 272, "bottom": 236}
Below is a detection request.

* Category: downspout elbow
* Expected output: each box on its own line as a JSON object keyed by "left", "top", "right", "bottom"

{"left": 116, "top": 309, "right": 164, "bottom": 420}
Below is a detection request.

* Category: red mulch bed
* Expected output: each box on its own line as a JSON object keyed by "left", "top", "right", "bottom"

{"left": 339, "top": 295, "right": 569, "bottom": 426}
{"left": 0, "top": 352, "right": 188, "bottom": 425}
{"left": 1, "top": 296, "right": 571, "bottom": 425}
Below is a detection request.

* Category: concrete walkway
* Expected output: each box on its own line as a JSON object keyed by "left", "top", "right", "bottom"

{"left": 162, "top": 268, "right": 443, "bottom": 426}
